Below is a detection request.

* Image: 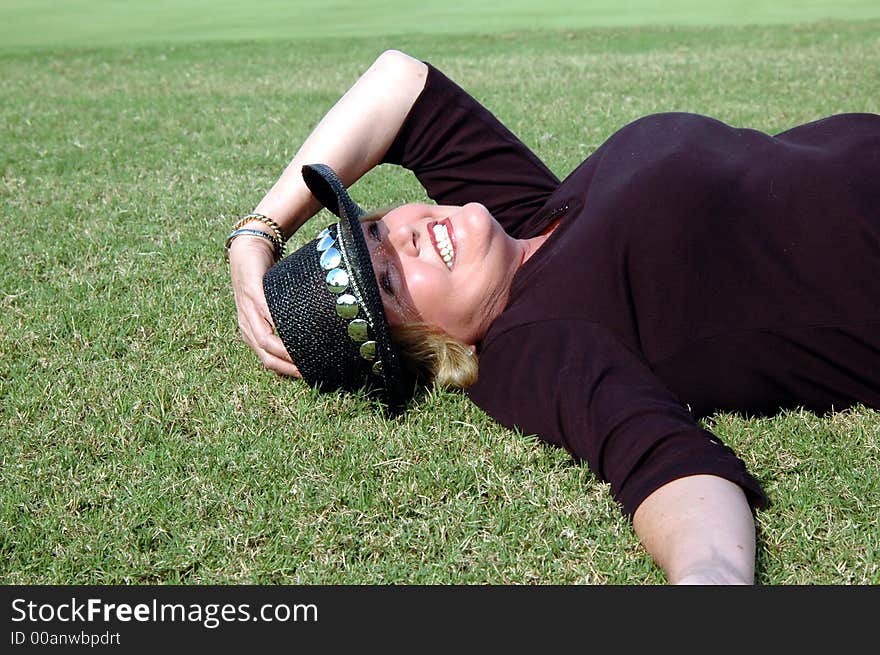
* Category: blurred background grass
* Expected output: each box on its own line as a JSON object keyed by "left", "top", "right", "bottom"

{"left": 1, "top": 0, "right": 880, "bottom": 50}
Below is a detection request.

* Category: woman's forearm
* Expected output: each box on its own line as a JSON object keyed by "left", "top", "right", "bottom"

{"left": 632, "top": 474, "right": 756, "bottom": 584}
{"left": 253, "top": 49, "right": 428, "bottom": 238}
{"left": 228, "top": 50, "right": 426, "bottom": 377}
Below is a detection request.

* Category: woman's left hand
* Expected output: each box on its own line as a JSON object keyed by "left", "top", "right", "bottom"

{"left": 228, "top": 233, "right": 301, "bottom": 378}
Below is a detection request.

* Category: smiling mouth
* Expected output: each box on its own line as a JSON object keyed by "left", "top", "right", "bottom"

{"left": 429, "top": 219, "right": 456, "bottom": 270}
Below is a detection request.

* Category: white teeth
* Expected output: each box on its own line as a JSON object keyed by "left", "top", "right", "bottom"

{"left": 432, "top": 223, "right": 455, "bottom": 270}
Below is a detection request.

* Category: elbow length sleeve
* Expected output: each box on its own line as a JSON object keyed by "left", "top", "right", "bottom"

{"left": 558, "top": 379, "right": 768, "bottom": 518}
{"left": 563, "top": 382, "right": 767, "bottom": 518}
{"left": 470, "top": 322, "right": 768, "bottom": 520}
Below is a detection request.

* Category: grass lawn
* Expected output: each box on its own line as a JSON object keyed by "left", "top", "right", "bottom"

{"left": 2, "top": 0, "right": 880, "bottom": 50}
{"left": 1, "top": 3, "right": 879, "bottom": 584}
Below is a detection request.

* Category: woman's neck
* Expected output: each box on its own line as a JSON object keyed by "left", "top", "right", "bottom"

{"left": 519, "top": 219, "right": 560, "bottom": 265}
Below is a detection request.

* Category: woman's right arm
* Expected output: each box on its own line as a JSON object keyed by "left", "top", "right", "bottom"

{"left": 632, "top": 474, "right": 757, "bottom": 584}
{"left": 228, "top": 50, "right": 428, "bottom": 376}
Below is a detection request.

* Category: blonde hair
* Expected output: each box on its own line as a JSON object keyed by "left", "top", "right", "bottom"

{"left": 360, "top": 208, "right": 478, "bottom": 389}
{"left": 391, "top": 323, "right": 478, "bottom": 389}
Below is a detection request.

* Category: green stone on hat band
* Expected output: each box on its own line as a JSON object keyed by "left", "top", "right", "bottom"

{"left": 326, "top": 268, "right": 349, "bottom": 293}
{"left": 335, "top": 294, "right": 359, "bottom": 319}
{"left": 359, "top": 340, "right": 377, "bottom": 361}
{"left": 347, "top": 318, "right": 369, "bottom": 342}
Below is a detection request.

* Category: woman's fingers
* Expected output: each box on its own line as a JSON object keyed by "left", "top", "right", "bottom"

{"left": 229, "top": 236, "right": 301, "bottom": 377}
{"left": 250, "top": 311, "right": 301, "bottom": 378}
{"left": 238, "top": 293, "right": 301, "bottom": 378}
{"left": 259, "top": 347, "right": 301, "bottom": 378}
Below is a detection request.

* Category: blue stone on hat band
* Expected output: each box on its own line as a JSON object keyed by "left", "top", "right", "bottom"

{"left": 335, "top": 294, "right": 359, "bottom": 319}
{"left": 316, "top": 233, "right": 335, "bottom": 252}
{"left": 320, "top": 247, "right": 342, "bottom": 270}
{"left": 325, "top": 268, "right": 349, "bottom": 293}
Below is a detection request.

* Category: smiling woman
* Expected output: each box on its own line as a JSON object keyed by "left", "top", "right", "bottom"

{"left": 361, "top": 208, "right": 482, "bottom": 388}
{"left": 227, "top": 49, "right": 880, "bottom": 585}
{"left": 362, "top": 201, "right": 545, "bottom": 345}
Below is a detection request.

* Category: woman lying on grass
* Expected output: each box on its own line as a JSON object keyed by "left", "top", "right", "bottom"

{"left": 227, "top": 50, "right": 880, "bottom": 584}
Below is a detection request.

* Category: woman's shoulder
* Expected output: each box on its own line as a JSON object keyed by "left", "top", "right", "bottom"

{"left": 559, "top": 112, "right": 752, "bottom": 201}
{"left": 605, "top": 111, "right": 880, "bottom": 158}
{"left": 568, "top": 111, "right": 790, "bottom": 199}
{"left": 612, "top": 111, "right": 731, "bottom": 135}
{"left": 603, "top": 112, "right": 753, "bottom": 155}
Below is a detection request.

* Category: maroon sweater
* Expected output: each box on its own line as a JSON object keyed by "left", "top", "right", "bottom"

{"left": 383, "top": 64, "right": 880, "bottom": 517}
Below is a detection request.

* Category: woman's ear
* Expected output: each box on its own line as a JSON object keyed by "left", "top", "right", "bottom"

{"left": 468, "top": 344, "right": 476, "bottom": 355}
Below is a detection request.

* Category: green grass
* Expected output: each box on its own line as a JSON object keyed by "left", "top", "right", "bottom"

{"left": 1, "top": 5, "right": 879, "bottom": 584}
{"left": 1, "top": 0, "right": 880, "bottom": 50}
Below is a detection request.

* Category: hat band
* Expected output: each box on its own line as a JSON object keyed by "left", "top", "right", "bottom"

{"left": 316, "top": 226, "right": 384, "bottom": 377}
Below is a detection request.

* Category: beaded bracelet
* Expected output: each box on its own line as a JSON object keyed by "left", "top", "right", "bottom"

{"left": 225, "top": 227, "right": 282, "bottom": 260}
{"left": 233, "top": 213, "right": 285, "bottom": 255}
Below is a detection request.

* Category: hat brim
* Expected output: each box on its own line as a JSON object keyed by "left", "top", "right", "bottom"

{"left": 301, "top": 164, "right": 411, "bottom": 411}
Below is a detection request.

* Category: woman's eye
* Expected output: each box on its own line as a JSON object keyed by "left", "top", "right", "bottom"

{"left": 368, "top": 222, "right": 380, "bottom": 241}
{"left": 380, "top": 272, "right": 394, "bottom": 296}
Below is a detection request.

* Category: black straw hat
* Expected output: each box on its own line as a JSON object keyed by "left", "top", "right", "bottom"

{"left": 263, "top": 164, "right": 411, "bottom": 411}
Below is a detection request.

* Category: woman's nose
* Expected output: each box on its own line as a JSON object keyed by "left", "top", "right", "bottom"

{"left": 390, "top": 222, "right": 420, "bottom": 256}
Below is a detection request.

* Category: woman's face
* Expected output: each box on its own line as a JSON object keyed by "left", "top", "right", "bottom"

{"left": 363, "top": 202, "right": 522, "bottom": 345}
